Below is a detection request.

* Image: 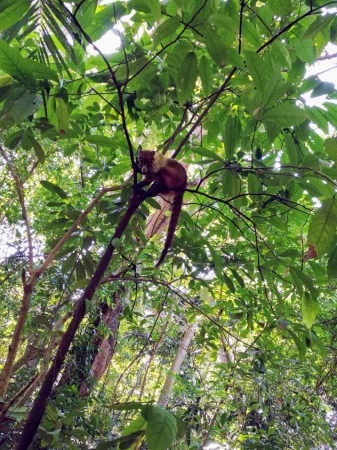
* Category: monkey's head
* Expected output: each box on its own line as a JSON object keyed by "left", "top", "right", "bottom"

{"left": 137, "top": 150, "right": 156, "bottom": 174}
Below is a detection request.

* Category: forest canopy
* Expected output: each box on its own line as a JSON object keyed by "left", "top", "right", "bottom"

{"left": 1, "top": 0, "right": 337, "bottom": 449}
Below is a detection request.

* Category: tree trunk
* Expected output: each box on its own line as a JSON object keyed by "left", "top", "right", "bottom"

{"left": 157, "top": 320, "right": 199, "bottom": 408}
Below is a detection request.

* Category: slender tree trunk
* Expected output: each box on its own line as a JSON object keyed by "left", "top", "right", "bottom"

{"left": 16, "top": 192, "right": 145, "bottom": 450}
{"left": 157, "top": 320, "right": 199, "bottom": 408}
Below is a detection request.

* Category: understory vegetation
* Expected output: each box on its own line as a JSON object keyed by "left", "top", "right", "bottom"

{"left": 1, "top": 0, "right": 337, "bottom": 449}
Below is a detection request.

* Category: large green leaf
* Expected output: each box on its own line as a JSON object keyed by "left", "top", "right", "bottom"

{"left": 324, "top": 137, "right": 337, "bottom": 164}
{"left": 203, "top": 28, "right": 226, "bottom": 66}
{"left": 262, "top": 73, "right": 286, "bottom": 109}
{"left": 307, "top": 197, "right": 337, "bottom": 256}
{"left": 146, "top": 406, "right": 177, "bottom": 450}
{"left": 40, "top": 180, "right": 68, "bottom": 199}
{"left": 0, "top": 0, "right": 30, "bottom": 32}
{"left": 261, "top": 103, "right": 307, "bottom": 127}
{"left": 85, "top": 3, "right": 126, "bottom": 41}
{"left": 55, "top": 97, "right": 69, "bottom": 132}
{"left": 5, "top": 88, "right": 43, "bottom": 123}
{"left": 199, "top": 55, "right": 212, "bottom": 96}
{"left": 223, "top": 115, "right": 241, "bottom": 159}
{"left": 152, "top": 15, "right": 181, "bottom": 49}
{"left": 0, "top": 39, "right": 59, "bottom": 86}
{"left": 176, "top": 51, "right": 198, "bottom": 104}
{"left": 244, "top": 51, "right": 269, "bottom": 99}
{"left": 295, "top": 39, "right": 316, "bottom": 64}
{"left": 302, "top": 292, "right": 319, "bottom": 328}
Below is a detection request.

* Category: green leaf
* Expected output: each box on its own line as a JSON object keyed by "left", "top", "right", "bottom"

{"left": 307, "top": 197, "right": 337, "bottom": 256}
{"left": 284, "top": 133, "right": 300, "bottom": 165}
{"left": 244, "top": 51, "right": 268, "bottom": 99}
{"left": 203, "top": 28, "right": 226, "bottom": 66}
{"left": 302, "top": 292, "right": 319, "bottom": 328}
{"left": 291, "top": 267, "right": 318, "bottom": 298}
{"left": 4, "top": 88, "right": 43, "bottom": 123}
{"left": 268, "top": 0, "right": 293, "bottom": 16}
{"left": 55, "top": 97, "right": 69, "bottom": 132}
{"left": 86, "top": 4, "right": 126, "bottom": 41}
{"left": 230, "top": 269, "right": 245, "bottom": 288}
{"left": 287, "top": 329, "right": 306, "bottom": 361}
{"left": 247, "top": 173, "right": 263, "bottom": 196}
{"left": 222, "top": 171, "right": 240, "bottom": 198}
{"left": 130, "top": 0, "right": 161, "bottom": 23}
{"left": 0, "top": 0, "right": 30, "bottom": 33}
{"left": 40, "top": 180, "right": 68, "bottom": 199}
{"left": 4, "top": 129, "right": 24, "bottom": 149}
{"left": 325, "top": 137, "right": 337, "bottom": 164}
{"left": 270, "top": 40, "right": 291, "bottom": 69}
{"left": 77, "top": 0, "right": 97, "bottom": 28}
{"left": 295, "top": 39, "right": 316, "bottom": 64}
{"left": 146, "top": 406, "right": 177, "bottom": 450}
{"left": 223, "top": 271, "right": 235, "bottom": 293}
{"left": 46, "top": 403, "right": 59, "bottom": 422}
{"left": 152, "top": 15, "right": 181, "bottom": 48}
{"left": 307, "top": 106, "right": 329, "bottom": 133}
{"left": 192, "top": 146, "right": 223, "bottom": 162}
{"left": 95, "top": 431, "right": 145, "bottom": 449}
{"left": 242, "top": 20, "right": 261, "bottom": 47}
{"left": 65, "top": 428, "right": 86, "bottom": 441}
{"left": 327, "top": 246, "right": 337, "bottom": 280}
{"left": 262, "top": 103, "right": 307, "bottom": 128}
{"left": 223, "top": 115, "right": 241, "bottom": 159}
{"left": 84, "top": 135, "right": 113, "bottom": 147}
{"left": 311, "top": 81, "right": 335, "bottom": 98}
{"left": 303, "top": 14, "right": 335, "bottom": 39}
{"left": 111, "top": 402, "right": 146, "bottom": 411}
{"left": 289, "top": 268, "right": 304, "bottom": 297}
{"left": 145, "top": 197, "right": 161, "bottom": 209}
{"left": 199, "top": 55, "right": 212, "bottom": 96}
{"left": 262, "top": 73, "right": 286, "bottom": 109}
{"left": 0, "top": 39, "right": 58, "bottom": 87}
{"left": 206, "top": 242, "right": 223, "bottom": 279}
{"left": 61, "top": 252, "right": 77, "bottom": 274}
{"left": 32, "top": 139, "right": 45, "bottom": 164}
{"left": 172, "top": 415, "right": 187, "bottom": 439}
{"left": 176, "top": 52, "right": 198, "bottom": 104}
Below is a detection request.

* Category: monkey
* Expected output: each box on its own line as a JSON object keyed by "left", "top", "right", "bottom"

{"left": 137, "top": 150, "right": 187, "bottom": 267}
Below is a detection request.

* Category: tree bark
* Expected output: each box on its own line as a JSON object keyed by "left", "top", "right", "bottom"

{"left": 157, "top": 320, "right": 199, "bottom": 408}
{"left": 16, "top": 192, "right": 145, "bottom": 450}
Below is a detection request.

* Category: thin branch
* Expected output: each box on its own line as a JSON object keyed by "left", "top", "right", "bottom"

{"left": 0, "top": 180, "right": 129, "bottom": 402}
{"left": 103, "top": 275, "right": 259, "bottom": 348}
{"left": 0, "top": 147, "right": 33, "bottom": 272}
{"left": 317, "top": 52, "right": 337, "bottom": 61}
{"left": 0, "top": 373, "right": 39, "bottom": 422}
{"left": 57, "top": 1, "right": 138, "bottom": 181}
{"left": 16, "top": 189, "right": 149, "bottom": 449}
{"left": 36, "top": 180, "right": 130, "bottom": 278}
{"left": 257, "top": 2, "right": 337, "bottom": 53}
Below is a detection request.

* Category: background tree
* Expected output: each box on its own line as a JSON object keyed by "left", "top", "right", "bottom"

{"left": 1, "top": 0, "right": 337, "bottom": 448}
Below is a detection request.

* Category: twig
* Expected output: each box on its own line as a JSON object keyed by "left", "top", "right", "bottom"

{"left": 0, "top": 147, "right": 33, "bottom": 272}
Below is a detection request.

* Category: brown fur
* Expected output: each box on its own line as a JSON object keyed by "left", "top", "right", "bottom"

{"left": 137, "top": 150, "right": 187, "bottom": 266}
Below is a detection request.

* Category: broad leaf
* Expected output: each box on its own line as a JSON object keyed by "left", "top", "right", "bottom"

{"left": 302, "top": 292, "right": 319, "bottom": 328}
{"left": 146, "top": 406, "right": 177, "bottom": 450}
{"left": 176, "top": 51, "right": 198, "bottom": 104}
{"left": 152, "top": 15, "right": 181, "bottom": 48}
{"left": 0, "top": 0, "right": 30, "bottom": 33}
{"left": 307, "top": 197, "right": 337, "bottom": 256}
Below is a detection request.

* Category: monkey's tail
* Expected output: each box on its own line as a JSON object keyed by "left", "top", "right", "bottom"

{"left": 156, "top": 191, "right": 184, "bottom": 267}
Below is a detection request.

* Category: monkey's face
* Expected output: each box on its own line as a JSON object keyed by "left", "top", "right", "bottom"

{"left": 137, "top": 150, "right": 155, "bottom": 174}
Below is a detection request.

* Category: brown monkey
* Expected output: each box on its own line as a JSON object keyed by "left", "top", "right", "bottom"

{"left": 137, "top": 150, "right": 187, "bottom": 266}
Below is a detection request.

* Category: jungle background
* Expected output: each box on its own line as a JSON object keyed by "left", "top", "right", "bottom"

{"left": 1, "top": 0, "right": 337, "bottom": 449}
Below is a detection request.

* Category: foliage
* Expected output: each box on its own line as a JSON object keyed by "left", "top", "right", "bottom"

{"left": 1, "top": 0, "right": 337, "bottom": 448}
